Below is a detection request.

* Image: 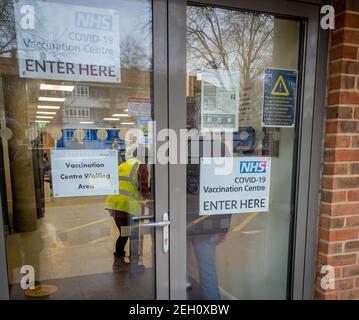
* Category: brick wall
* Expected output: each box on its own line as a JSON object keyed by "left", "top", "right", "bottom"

{"left": 316, "top": 0, "right": 359, "bottom": 300}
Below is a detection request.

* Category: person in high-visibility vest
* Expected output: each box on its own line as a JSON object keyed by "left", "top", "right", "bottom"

{"left": 105, "top": 148, "right": 150, "bottom": 272}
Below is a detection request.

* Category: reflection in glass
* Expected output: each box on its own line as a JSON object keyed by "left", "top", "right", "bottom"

{"left": 186, "top": 5, "right": 300, "bottom": 299}
{"left": 0, "top": 0, "right": 155, "bottom": 299}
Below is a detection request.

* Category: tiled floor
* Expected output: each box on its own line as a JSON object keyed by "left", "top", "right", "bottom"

{"left": 6, "top": 195, "right": 155, "bottom": 299}
{"left": 9, "top": 270, "right": 155, "bottom": 300}
{"left": 5, "top": 191, "right": 291, "bottom": 299}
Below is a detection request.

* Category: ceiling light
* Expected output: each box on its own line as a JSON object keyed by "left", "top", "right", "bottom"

{"left": 35, "top": 120, "right": 50, "bottom": 123}
{"left": 120, "top": 122, "right": 135, "bottom": 125}
{"left": 37, "top": 111, "right": 56, "bottom": 115}
{"left": 36, "top": 115, "right": 53, "bottom": 119}
{"left": 103, "top": 118, "right": 119, "bottom": 121}
{"left": 124, "top": 109, "right": 128, "bottom": 111}
{"left": 40, "top": 84, "right": 74, "bottom": 91}
{"left": 39, "top": 97, "right": 66, "bottom": 102}
{"left": 37, "top": 105, "right": 61, "bottom": 109}
{"left": 80, "top": 121, "right": 94, "bottom": 124}
{"left": 112, "top": 114, "right": 129, "bottom": 117}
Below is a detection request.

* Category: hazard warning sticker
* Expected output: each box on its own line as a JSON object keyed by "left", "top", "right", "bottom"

{"left": 262, "top": 68, "right": 298, "bottom": 128}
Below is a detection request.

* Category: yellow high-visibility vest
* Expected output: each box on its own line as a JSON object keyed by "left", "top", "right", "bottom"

{"left": 105, "top": 158, "right": 142, "bottom": 216}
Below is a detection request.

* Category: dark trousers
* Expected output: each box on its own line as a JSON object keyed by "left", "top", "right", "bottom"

{"left": 113, "top": 214, "right": 140, "bottom": 261}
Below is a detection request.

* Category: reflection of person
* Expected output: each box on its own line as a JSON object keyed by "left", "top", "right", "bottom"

{"left": 42, "top": 152, "right": 51, "bottom": 178}
{"left": 187, "top": 136, "right": 231, "bottom": 300}
{"left": 112, "top": 136, "right": 121, "bottom": 150}
{"left": 42, "top": 151, "right": 52, "bottom": 189}
{"left": 125, "top": 134, "right": 137, "bottom": 160}
{"left": 68, "top": 136, "right": 86, "bottom": 149}
{"left": 105, "top": 148, "right": 150, "bottom": 272}
{"left": 111, "top": 136, "right": 123, "bottom": 163}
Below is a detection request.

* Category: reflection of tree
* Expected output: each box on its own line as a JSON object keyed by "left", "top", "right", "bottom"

{"left": 187, "top": 7, "right": 231, "bottom": 71}
{"left": 121, "top": 1, "right": 152, "bottom": 71}
{"left": 230, "top": 12, "right": 273, "bottom": 86}
{"left": 187, "top": 7, "right": 273, "bottom": 87}
{"left": 0, "top": 0, "right": 16, "bottom": 56}
{"left": 121, "top": 35, "right": 151, "bottom": 70}
{"left": 187, "top": 6, "right": 274, "bottom": 130}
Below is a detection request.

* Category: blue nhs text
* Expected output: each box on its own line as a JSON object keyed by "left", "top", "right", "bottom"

{"left": 75, "top": 11, "right": 112, "bottom": 31}
{"left": 240, "top": 161, "right": 266, "bottom": 173}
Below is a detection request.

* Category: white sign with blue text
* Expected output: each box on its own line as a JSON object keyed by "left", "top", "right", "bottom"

{"left": 199, "top": 157, "right": 271, "bottom": 215}
{"left": 14, "top": 0, "right": 120, "bottom": 82}
{"left": 51, "top": 149, "right": 119, "bottom": 198}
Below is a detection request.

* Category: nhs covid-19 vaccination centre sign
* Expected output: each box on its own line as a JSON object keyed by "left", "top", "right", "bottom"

{"left": 199, "top": 157, "right": 271, "bottom": 215}
{"left": 14, "top": 0, "right": 120, "bottom": 83}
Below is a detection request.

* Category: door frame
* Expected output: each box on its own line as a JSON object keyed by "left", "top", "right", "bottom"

{"left": 153, "top": 0, "right": 171, "bottom": 300}
{"left": 0, "top": 189, "right": 9, "bottom": 300}
{"left": 0, "top": 0, "right": 331, "bottom": 300}
{"left": 0, "top": 0, "right": 171, "bottom": 300}
{"left": 167, "top": 0, "right": 330, "bottom": 300}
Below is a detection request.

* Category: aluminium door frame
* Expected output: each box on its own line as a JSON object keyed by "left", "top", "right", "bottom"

{"left": 168, "top": 0, "right": 330, "bottom": 300}
{"left": 0, "top": 188, "right": 9, "bottom": 299}
{"left": 153, "top": 0, "right": 171, "bottom": 300}
{"left": 0, "top": 0, "right": 171, "bottom": 300}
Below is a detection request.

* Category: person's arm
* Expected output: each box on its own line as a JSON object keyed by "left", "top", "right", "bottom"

{"left": 137, "top": 164, "right": 150, "bottom": 199}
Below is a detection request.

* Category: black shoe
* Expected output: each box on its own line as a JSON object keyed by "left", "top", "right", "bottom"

{"left": 112, "top": 257, "right": 130, "bottom": 272}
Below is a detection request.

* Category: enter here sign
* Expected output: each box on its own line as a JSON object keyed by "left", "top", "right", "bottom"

{"left": 199, "top": 157, "right": 271, "bottom": 215}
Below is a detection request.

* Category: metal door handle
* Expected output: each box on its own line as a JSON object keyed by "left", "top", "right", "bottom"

{"left": 139, "top": 212, "right": 170, "bottom": 254}
{"left": 132, "top": 215, "right": 155, "bottom": 221}
{"left": 140, "top": 221, "right": 170, "bottom": 228}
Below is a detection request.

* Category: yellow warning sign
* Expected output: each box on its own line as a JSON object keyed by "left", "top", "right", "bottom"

{"left": 263, "top": 68, "right": 297, "bottom": 127}
{"left": 271, "top": 75, "right": 289, "bottom": 96}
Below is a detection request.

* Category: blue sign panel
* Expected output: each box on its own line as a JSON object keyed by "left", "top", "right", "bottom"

{"left": 233, "top": 127, "right": 256, "bottom": 155}
{"left": 262, "top": 68, "right": 297, "bottom": 127}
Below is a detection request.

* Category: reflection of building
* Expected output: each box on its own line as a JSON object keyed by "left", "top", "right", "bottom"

{"left": 0, "top": 53, "right": 152, "bottom": 150}
{"left": 187, "top": 71, "right": 239, "bottom": 131}
{"left": 186, "top": 75, "right": 201, "bottom": 129}
{"left": 0, "top": 53, "right": 151, "bottom": 233}
{"left": 24, "top": 68, "right": 151, "bottom": 131}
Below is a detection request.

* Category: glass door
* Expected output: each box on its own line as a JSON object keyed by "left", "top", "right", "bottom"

{"left": 0, "top": 0, "right": 169, "bottom": 299}
{"left": 0, "top": 0, "right": 327, "bottom": 301}
{"left": 185, "top": 4, "right": 301, "bottom": 299}
{"left": 168, "top": 0, "right": 322, "bottom": 300}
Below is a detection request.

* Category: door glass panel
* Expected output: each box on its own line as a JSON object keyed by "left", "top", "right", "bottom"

{"left": 0, "top": 0, "right": 156, "bottom": 299}
{"left": 186, "top": 5, "right": 301, "bottom": 299}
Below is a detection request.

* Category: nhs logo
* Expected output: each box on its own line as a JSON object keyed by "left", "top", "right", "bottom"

{"left": 75, "top": 11, "right": 112, "bottom": 31}
{"left": 240, "top": 161, "right": 266, "bottom": 173}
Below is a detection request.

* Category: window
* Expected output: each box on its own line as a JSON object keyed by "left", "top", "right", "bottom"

{"left": 64, "top": 85, "right": 89, "bottom": 97}
{"left": 64, "top": 107, "right": 90, "bottom": 119}
{"left": 90, "top": 87, "right": 110, "bottom": 99}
